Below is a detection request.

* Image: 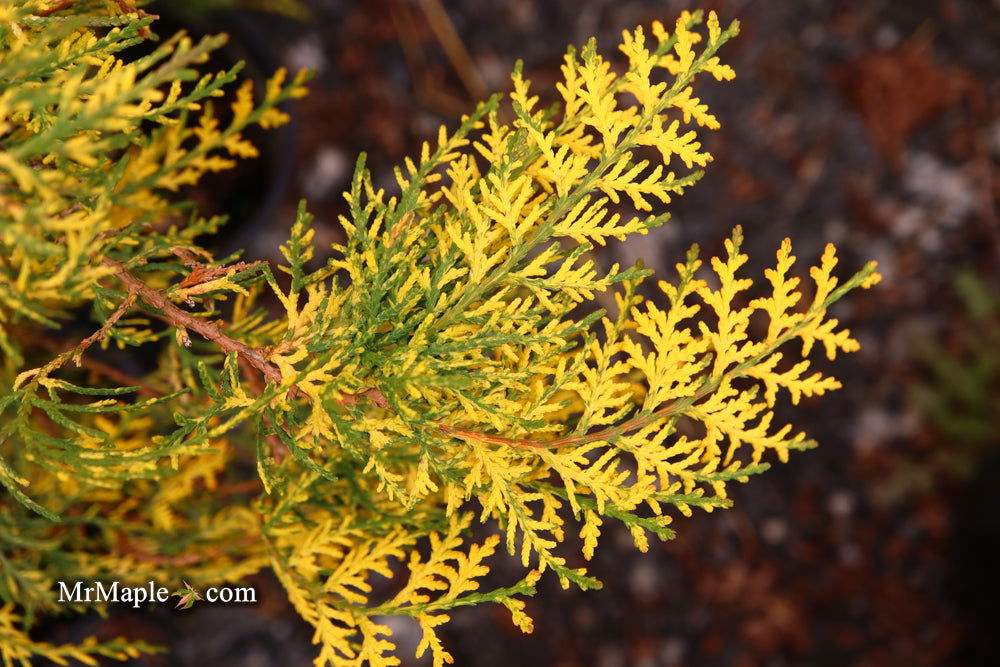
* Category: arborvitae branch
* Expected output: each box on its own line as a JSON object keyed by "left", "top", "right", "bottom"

{"left": 0, "top": 6, "right": 879, "bottom": 665}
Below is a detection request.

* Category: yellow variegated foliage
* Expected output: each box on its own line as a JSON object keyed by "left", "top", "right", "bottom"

{"left": 0, "top": 5, "right": 879, "bottom": 666}
{"left": 0, "top": 603, "right": 158, "bottom": 667}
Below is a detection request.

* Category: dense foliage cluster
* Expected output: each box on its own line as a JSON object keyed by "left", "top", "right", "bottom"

{"left": 0, "top": 3, "right": 878, "bottom": 665}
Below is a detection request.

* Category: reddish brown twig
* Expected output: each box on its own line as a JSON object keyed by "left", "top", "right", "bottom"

{"left": 112, "top": 0, "right": 155, "bottom": 38}
{"left": 116, "top": 531, "right": 260, "bottom": 567}
{"left": 103, "top": 259, "right": 284, "bottom": 386}
{"left": 74, "top": 290, "right": 138, "bottom": 360}
{"left": 15, "top": 288, "right": 140, "bottom": 389}
{"left": 213, "top": 478, "right": 264, "bottom": 496}
{"left": 179, "top": 261, "right": 266, "bottom": 290}
{"left": 169, "top": 246, "right": 265, "bottom": 291}
{"left": 37, "top": 1, "right": 157, "bottom": 39}
{"left": 103, "top": 259, "right": 388, "bottom": 410}
{"left": 9, "top": 324, "right": 166, "bottom": 397}
{"left": 37, "top": 1, "right": 74, "bottom": 17}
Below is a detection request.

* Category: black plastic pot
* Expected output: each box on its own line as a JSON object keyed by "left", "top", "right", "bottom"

{"left": 142, "top": 2, "right": 300, "bottom": 258}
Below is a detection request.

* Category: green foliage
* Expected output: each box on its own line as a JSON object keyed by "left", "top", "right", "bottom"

{"left": 910, "top": 269, "right": 1000, "bottom": 443}
{"left": 880, "top": 268, "right": 1000, "bottom": 501}
{"left": 0, "top": 3, "right": 879, "bottom": 665}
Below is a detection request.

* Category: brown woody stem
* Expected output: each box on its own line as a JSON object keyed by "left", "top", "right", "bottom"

{"left": 37, "top": 1, "right": 73, "bottom": 17}
{"left": 101, "top": 259, "right": 386, "bottom": 408}
{"left": 103, "top": 259, "right": 284, "bottom": 385}
{"left": 73, "top": 290, "right": 138, "bottom": 359}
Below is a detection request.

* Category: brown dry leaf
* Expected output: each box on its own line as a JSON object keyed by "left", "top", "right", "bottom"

{"left": 836, "top": 42, "right": 974, "bottom": 165}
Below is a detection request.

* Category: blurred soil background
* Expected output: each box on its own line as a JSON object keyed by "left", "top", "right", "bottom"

{"left": 52, "top": 0, "right": 999, "bottom": 665}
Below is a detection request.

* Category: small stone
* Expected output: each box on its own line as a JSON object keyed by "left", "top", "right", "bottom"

{"left": 302, "top": 147, "right": 349, "bottom": 200}
{"left": 285, "top": 35, "right": 327, "bottom": 75}
{"left": 628, "top": 560, "right": 660, "bottom": 600}
{"left": 660, "top": 637, "right": 686, "bottom": 665}
{"left": 827, "top": 490, "right": 855, "bottom": 518}
{"left": 761, "top": 517, "right": 789, "bottom": 545}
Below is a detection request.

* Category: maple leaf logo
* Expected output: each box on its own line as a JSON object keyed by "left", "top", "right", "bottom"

{"left": 171, "top": 581, "right": 203, "bottom": 610}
